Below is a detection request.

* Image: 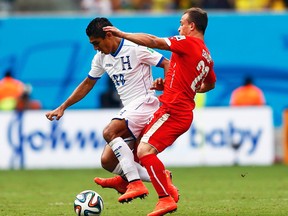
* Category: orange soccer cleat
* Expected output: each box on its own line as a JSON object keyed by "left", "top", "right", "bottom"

{"left": 165, "top": 170, "right": 180, "bottom": 203}
{"left": 147, "top": 196, "right": 177, "bottom": 216}
{"left": 118, "top": 180, "right": 149, "bottom": 203}
{"left": 94, "top": 175, "right": 128, "bottom": 194}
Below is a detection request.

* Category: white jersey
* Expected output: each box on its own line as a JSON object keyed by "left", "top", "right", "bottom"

{"left": 88, "top": 39, "right": 164, "bottom": 106}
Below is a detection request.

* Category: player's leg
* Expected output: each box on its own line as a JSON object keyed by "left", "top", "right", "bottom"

{"left": 137, "top": 108, "right": 190, "bottom": 215}
{"left": 104, "top": 119, "right": 149, "bottom": 202}
{"left": 118, "top": 109, "right": 166, "bottom": 203}
{"left": 133, "top": 139, "right": 179, "bottom": 202}
{"left": 98, "top": 140, "right": 151, "bottom": 179}
{"left": 103, "top": 119, "right": 143, "bottom": 182}
{"left": 94, "top": 143, "right": 151, "bottom": 195}
{"left": 94, "top": 132, "right": 151, "bottom": 196}
{"left": 94, "top": 144, "right": 128, "bottom": 194}
{"left": 100, "top": 144, "right": 119, "bottom": 173}
{"left": 138, "top": 143, "right": 177, "bottom": 216}
{"left": 96, "top": 134, "right": 178, "bottom": 202}
{"left": 97, "top": 95, "right": 159, "bottom": 202}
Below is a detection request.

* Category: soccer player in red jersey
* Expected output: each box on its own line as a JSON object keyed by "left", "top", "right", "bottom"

{"left": 104, "top": 7, "right": 216, "bottom": 216}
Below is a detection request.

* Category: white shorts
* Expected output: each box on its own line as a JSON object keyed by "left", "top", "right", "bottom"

{"left": 113, "top": 95, "right": 159, "bottom": 139}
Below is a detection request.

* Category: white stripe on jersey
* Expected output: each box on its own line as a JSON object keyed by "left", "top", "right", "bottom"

{"left": 88, "top": 39, "right": 164, "bottom": 106}
{"left": 141, "top": 113, "right": 170, "bottom": 145}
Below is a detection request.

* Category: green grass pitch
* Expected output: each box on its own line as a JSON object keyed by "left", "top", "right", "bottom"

{"left": 0, "top": 165, "right": 287, "bottom": 215}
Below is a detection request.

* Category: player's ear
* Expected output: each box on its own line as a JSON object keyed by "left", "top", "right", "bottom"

{"left": 105, "top": 31, "right": 113, "bottom": 38}
{"left": 190, "top": 22, "right": 195, "bottom": 31}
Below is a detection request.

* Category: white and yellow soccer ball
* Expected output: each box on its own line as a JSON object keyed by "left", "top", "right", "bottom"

{"left": 74, "top": 190, "right": 104, "bottom": 216}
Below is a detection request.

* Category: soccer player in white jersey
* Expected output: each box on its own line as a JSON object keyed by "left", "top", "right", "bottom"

{"left": 45, "top": 17, "right": 178, "bottom": 203}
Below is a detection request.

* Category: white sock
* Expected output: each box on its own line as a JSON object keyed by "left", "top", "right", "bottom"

{"left": 109, "top": 137, "right": 140, "bottom": 182}
{"left": 112, "top": 160, "right": 150, "bottom": 182}
{"left": 112, "top": 163, "right": 124, "bottom": 175}
{"left": 135, "top": 162, "right": 150, "bottom": 182}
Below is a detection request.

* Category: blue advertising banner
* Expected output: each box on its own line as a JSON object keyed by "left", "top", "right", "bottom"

{"left": 0, "top": 12, "right": 287, "bottom": 126}
{"left": 0, "top": 108, "right": 274, "bottom": 169}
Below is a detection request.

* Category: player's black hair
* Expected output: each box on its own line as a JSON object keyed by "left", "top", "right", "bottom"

{"left": 244, "top": 76, "right": 253, "bottom": 85}
{"left": 3, "top": 69, "right": 13, "bottom": 77}
{"left": 184, "top": 7, "right": 208, "bottom": 35}
{"left": 86, "top": 17, "right": 113, "bottom": 39}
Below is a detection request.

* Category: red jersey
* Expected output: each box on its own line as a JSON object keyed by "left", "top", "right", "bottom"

{"left": 160, "top": 36, "right": 216, "bottom": 111}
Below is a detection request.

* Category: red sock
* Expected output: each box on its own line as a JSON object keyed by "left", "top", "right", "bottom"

{"left": 140, "top": 154, "right": 169, "bottom": 197}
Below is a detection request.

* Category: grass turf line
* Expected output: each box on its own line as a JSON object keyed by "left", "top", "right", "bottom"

{"left": 0, "top": 165, "right": 287, "bottom": 216}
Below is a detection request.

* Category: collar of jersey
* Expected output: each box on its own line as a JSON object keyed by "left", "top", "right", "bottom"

{"left": 110, "top": 38, "right": 124, "bottom": 57}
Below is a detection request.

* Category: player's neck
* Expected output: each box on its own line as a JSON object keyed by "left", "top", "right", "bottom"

{"left": 111, "top": 37, "right": 122, "bottom": 53}
{"left": 190, "top": 32, "right": 204, "bottom": 40}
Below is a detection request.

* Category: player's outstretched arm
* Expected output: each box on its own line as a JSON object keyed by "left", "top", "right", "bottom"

{"left": 103, "top": 26, "right": 170, "bottom": 51}
{"left": 45, "top": 77, "right": 97, "bottom": 121}
{"left": 45, "top": 106, "right": 65, "bottom": 121}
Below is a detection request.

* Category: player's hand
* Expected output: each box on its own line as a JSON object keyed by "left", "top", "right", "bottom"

{"left": 150, "top": 78, "right": 164, "bottom": 91}
{"left": 103, "top": 26, "right": 124, "bottom": 38}
{"left": 45, "top": 107, "right": 65, "bottom": 121}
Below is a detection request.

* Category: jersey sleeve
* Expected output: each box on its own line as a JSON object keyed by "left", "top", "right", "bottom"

{"left": 135, "top": 46, "right": 164, "bottom": 67}
{"left": 88, "top": 53, "right": 105, "bottom": 79}
{"left": 164, "top": 36, "right": 189, "bottom": 55}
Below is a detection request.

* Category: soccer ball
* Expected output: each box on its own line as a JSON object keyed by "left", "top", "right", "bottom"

{"left": 74, "top": 190, "right": 104, "bottom": 216}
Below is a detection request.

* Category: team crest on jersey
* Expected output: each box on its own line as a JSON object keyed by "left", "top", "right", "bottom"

{"left": 120, "top": 56, "right": 132, "bottom": 70}
{"left": 174, "top": 35, "right": 186, "bottom": 41}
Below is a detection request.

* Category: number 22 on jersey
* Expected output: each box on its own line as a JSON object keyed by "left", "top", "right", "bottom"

{"left": 191, "top": 60, "right": 210, "bottom": 92}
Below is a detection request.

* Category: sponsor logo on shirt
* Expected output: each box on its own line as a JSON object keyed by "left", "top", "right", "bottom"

{"left": 105, "top": 63, "right": 113, "bottom": 67}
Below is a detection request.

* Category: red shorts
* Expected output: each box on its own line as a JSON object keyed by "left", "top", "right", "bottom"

{"left": 140, "top": 106, "right": 193, "bottom": 153}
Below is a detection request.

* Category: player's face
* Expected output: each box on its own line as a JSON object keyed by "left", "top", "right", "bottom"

{"left": 178, "top": 14, "right": 192, "bottom": 36}
{"left": 89, "top": 35, "right": 113, "bottom": 54}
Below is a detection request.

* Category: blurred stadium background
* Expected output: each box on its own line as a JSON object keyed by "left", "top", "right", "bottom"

{"left": 1, "top": 1, "right": 288, "bottom": 215}
{"left": 0, "top": 0, "right": 288, "bottom": 169}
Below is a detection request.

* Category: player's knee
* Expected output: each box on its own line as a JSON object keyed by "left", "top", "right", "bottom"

{"left": 137, "top": 142, "right": 157, "bottom": 159}
{"left": 102, "top": 127, "right": 114, "bottom": 143}
{"left": 137, "top": 145, "right": 147, "bottom": 159}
